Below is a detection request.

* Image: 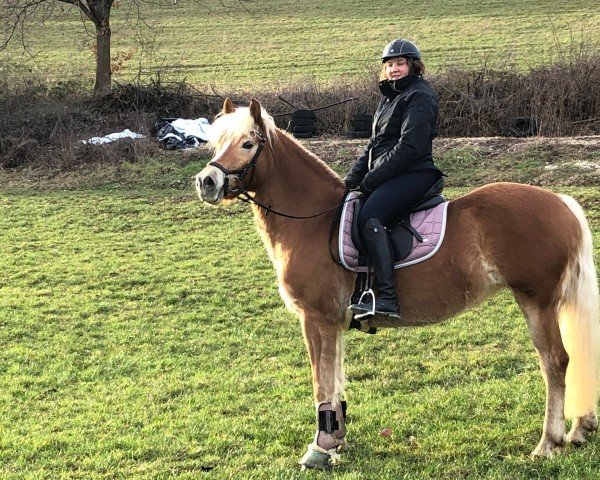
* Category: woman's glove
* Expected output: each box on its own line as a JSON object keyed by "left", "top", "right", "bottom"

{"left": 358, "top": 181, "right": 372, "bottom": 194}
{"left": 343, "top": 175, "right": 361, "bottom": 190}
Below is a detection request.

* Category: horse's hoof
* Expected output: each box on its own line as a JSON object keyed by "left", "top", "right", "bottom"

{"left": 530, "top": 437, "right": 565, "bottom": 459}
{"left": 567, "top": 413, "right": 598, "bottom": 445}
{"left": 566, "top": 428, "right": 587, "bottom": 446}
{"left": 299, "top": 444, "right": 342, "bottom": 470}
{"left": 530, "top": 447, "right": 555, "bottom": 459}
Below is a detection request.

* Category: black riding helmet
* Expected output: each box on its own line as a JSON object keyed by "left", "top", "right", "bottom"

{"left": 381, "top": 39, "right": 421, "bottom": 62}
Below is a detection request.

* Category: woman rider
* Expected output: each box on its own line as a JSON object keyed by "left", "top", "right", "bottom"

{"left": 344, "top": 38, "right": 444, "bottom": 318}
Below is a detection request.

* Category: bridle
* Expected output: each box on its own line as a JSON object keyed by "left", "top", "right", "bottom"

{"left": 205, "top": 128, "right": 355, "bottom": 265}
{"left": 207, "top": 129, "right": 354, "bottom": 221}
{"left": 208, "top": 130, "right": 266, "bottom": 198}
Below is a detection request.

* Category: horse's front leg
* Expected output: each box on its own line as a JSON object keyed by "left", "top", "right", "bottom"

{"left": 298, "top": 312, "right": 347, "bottom": 470}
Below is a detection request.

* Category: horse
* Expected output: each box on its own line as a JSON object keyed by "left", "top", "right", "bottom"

{"left": 195, "top": 98, "right": 600, "bottom": 469}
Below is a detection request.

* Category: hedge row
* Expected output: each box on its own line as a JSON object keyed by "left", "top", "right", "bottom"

{"left": 1, "top": 55, "right": 599, "bottom": 168}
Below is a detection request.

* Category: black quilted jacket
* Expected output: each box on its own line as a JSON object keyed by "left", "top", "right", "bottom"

{"left": 344, "top": 75, "right": 443, "bottom": 192}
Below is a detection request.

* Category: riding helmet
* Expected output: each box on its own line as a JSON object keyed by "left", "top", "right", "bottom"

{"left": 381, "top": 39, "right": 421, "bottom": 62}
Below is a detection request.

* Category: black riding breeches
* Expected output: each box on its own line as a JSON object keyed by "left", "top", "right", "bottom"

{"left": 357, "top": 170, "right": 441, "bottom": 232}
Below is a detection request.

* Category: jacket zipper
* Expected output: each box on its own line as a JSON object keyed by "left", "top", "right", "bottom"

{"left": 368, "top": 97, "right": 395, "bottom": 170}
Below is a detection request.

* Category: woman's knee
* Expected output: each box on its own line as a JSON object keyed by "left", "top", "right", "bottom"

{"left": 357, "top": 210, "right": 375, "bottom": 232}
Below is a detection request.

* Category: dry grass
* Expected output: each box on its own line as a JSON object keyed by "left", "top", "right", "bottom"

{"left": 1, "top": 55, "right": 600, "bottom": 170}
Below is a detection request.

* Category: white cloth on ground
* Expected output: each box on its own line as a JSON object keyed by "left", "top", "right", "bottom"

{"left": 81, "top": 129, "right": 145, "bottom": 145}
{"left": 156, "top": 117, "right": 212, "bottom": 149}
{"left": 168, "top": 118, "right": 212, "bottom": 142}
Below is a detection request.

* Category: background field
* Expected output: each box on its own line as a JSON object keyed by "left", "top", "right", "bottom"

{"left": 2, "top": 0, "right": 600, "bottom": 477}
{"left": 2, "top": 0, "right": 600, "bottom": 88}
{"left": 1, "top": 148, "right": 600, "bottom": 479}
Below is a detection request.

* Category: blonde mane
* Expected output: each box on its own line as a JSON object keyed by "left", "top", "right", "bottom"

{"left": 209, "top": 107, "right": 277, "bottom": 150}
{"left": 209, "top": 104, "right": 341, "bottom": 188}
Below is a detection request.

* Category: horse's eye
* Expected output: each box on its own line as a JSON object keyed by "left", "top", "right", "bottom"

{"left": 242, "top": 141, "right": 254, "bottom": 150}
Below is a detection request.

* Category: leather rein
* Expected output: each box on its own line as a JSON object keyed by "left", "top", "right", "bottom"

{"left": 207, "top": 130, "right": 352, "bottom": 264}
{"left": 207, "top": 130, "right": 352, "bottom": 221}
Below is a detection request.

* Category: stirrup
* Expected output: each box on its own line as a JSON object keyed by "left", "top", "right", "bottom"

{"left": 351, "top": 288, "right": 376, "bottom": 320}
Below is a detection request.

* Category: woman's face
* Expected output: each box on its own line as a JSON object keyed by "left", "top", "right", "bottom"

{"left": 384, "top": 56, "right": 409, "bottom": 81}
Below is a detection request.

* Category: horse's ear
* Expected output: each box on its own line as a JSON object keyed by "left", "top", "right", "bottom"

{"left": 222, "top": 98, "right": 236, "bottom": 114}
{"left": 249, "top": 98, "right": 264, "bottom": 129}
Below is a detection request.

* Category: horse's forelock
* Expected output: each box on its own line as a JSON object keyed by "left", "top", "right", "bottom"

{"left": 209, "top": 107, "right": 276, "bottom": 151}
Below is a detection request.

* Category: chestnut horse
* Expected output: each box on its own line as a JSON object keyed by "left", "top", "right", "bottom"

{"left": 195, "top": 99, "right": 600, "bottom": 469}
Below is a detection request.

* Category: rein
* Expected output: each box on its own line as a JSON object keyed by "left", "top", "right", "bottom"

{"left": 238, "top": 188, "right": 352, "bottom": 220}
{"left": 208, "top": 130, "right": 354, "bottom": 220}
{"left": 207, "top": 130, "right": 353, "bottom": 264}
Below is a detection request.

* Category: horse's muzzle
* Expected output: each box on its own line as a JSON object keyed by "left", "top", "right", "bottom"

{"left": 195, "top": 166, "right": 224, "bottom": 204}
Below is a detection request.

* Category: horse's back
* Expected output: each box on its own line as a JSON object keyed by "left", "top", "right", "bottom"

{"left": 450, "top": 182, "right": 580, "bottom": 242}
{"left": 453, "top": 181, "right": 571, "bottom": 213}
{"left": 448, "top": 182, "right": 582, "bottom": 303}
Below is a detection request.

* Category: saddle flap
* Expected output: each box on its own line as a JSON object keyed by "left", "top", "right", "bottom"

{"left": 350, "top": 195, "right": 365, "bottom": 255}
{"left": 389, "top": 214, "right": 418, "bottom": 262}
{"left": 339, "top": 192, "right": 449, "bottom": 273}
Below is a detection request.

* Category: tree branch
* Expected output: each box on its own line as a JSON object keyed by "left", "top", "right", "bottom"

{"left": 58, "top": 0, "right": 94, "bottom": 22}
{"left": 0, "top": 0, "right": 52, "bottom": 51}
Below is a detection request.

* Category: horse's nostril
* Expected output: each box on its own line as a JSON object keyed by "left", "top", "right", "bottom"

{"left": 203, "top": 176, "right": 215, "bottom": 189}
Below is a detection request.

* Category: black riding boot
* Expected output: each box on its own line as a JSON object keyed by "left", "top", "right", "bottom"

{"left": 350, "top": 218, "right": 400, "bottom": 318}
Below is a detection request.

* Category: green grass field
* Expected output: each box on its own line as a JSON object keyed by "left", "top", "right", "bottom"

{"left": 1, "top": 149, "right": 600, "bottom": 478}
{"left": 2, "top": 0, "right": 599, "bottom": 88}
{"left": 2, "top": 0, "right": 599, "bottom": 476}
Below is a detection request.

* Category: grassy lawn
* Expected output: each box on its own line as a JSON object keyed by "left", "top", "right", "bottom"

{"left": 2, "top": 0, "right": 599, "bottom": 474}
{"left": 1, "top": 149, "right": 600, "bottom": 478}
{"left": 2, "top": 0, "right": 599, "bottom": 88}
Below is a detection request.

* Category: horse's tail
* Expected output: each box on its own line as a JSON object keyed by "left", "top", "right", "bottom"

{"left": 558, "top": 194, "right": 600, "bottom": 419}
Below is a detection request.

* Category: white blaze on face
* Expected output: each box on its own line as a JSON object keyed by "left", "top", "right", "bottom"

{"left": 195, "top": 140, "right": 231, "bottom": 204}
{"left": 212, "top": 139, "right": 232, "bottom": 164}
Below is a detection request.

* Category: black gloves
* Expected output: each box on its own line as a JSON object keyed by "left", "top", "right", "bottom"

{"left": 343, "top": 175, "right": 373, "bottom": 195}
{"left": 343, "top": 175, "right": 361, "bottom": 190}
{"left": 358, "top": 181, "right": 372, "bottom": 194}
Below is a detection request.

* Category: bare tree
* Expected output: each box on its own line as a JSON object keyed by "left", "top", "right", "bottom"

{"left": 1, "top": 0, "right": 119, "bottom": 93}
{"left": 0, "top": 0, "right": 252, "bottom": 94}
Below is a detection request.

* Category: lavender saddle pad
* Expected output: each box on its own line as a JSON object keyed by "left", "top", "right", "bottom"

{"left": 338, "top": 192, "right": 449, "bottom": 273}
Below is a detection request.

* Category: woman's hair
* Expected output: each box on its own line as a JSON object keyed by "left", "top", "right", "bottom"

{"left": 379, "top": 58, "right": 426, "bottom": 80}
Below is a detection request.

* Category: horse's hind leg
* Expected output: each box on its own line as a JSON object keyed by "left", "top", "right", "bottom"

{"left": 518, "top": 299, "right": 569, "bottom": 457}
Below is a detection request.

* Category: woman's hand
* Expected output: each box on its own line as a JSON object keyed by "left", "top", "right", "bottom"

{"left": 343, "top": 175, "right": 361, "bottom": 190}
{"left": 358, "top": 181, "right": 372, "bottom": 194}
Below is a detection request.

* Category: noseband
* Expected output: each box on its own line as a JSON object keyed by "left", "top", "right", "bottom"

{"left": 208, "top": 130, "right": 266, "bottom": 196}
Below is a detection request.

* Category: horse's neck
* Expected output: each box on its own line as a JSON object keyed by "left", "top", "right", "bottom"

{"left": 251, "top": 131, "right": 343, "bottom": 251}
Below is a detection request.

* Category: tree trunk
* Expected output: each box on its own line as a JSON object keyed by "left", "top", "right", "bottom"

{"left": 94, "top": 19, "right": 111, "bottom": 94}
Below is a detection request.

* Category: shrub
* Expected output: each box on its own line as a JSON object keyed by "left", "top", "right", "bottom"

{"left": 1, "top": 55, "right": 600, "bottom": 169}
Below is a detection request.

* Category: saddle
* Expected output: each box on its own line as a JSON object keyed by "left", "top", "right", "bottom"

{"left": 339, "top": 177, "right": 448, "bottom": 334}
{"left": 339, "top": 177, "right": 448, "bottom": 272}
